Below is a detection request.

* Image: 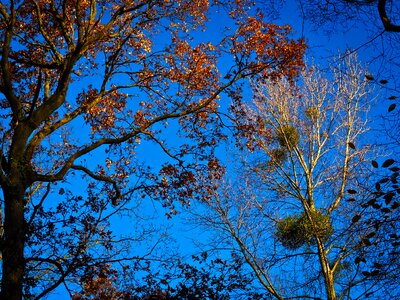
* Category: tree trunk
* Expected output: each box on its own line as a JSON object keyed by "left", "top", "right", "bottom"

{"left": 1, "top": 186, "right": 26, "bottom": 300}
{"left": 316, "top": 238, "right": 336, "bottom": 300}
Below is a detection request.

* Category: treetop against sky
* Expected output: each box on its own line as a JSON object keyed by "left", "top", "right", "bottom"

{"left": 1, "top": 0, "right": 400, "bottom": 299}
{"left": 0, "top": 0, "right": 308, "bottom": 299}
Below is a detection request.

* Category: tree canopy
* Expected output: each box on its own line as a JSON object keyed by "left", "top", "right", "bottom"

{"left": 0, "top": 0, "right": 306, "bottom": 299}
{"left": 2, "top": 1, "right": 400, "bottom": 299}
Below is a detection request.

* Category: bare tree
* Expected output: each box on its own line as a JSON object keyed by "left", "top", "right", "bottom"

{"left": 192, "top": 55, "right": 388, "bottom": 299}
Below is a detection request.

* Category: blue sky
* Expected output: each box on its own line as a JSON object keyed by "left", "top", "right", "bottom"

{"left": 35, "top": 1, "right": 400, "bottom": 299}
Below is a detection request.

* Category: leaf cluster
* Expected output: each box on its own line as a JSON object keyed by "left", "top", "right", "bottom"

{"left": 275, "top": 210, "right": 333, "bottom": 250}
{"left": 73, "top": 252, "right": 262, "bottom": 300}
{"left": 268, "top": 148, "right": 288, "bottom": 165}
{"left": 305, "top": 106, "right": 320, "bottom": 120}
{"left": 347, "top": 158, "right": 400, "bottom": 291}
{"left": 276, "top": 125, "right": 300, "bottom": 149}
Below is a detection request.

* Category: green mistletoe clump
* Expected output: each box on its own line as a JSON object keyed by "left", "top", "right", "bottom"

{"left": 275, "top": 210, "right": 333, "bottom": 250}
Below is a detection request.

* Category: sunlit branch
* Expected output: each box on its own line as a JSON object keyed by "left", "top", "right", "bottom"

{"left": 27, "top": 183, "right": 51, "bottom": 227}
{"left": 32, "top": 0, "right": 63, "bottom": 63}
{"left": 32, "top": 75, "right": 242, "bottom": 184}
{"left": 25, "top": 257, "right": 67, "bottom": 300}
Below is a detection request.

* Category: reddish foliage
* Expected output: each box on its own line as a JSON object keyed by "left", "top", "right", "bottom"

{"left": 0, "top": 0, "right": 305, "bottom": 298}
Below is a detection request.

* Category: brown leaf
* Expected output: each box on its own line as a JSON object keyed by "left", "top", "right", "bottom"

{"left": 365, "top": 74, "right": 374, "bottom": 81}
{"left": 348, "top": 142, "right": 356, "bottom": 150}
{"left": 352, "top": 214, "right": 361, "bottom": 223}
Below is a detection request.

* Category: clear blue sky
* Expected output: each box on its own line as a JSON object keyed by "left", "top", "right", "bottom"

{"left": 44, "top": 1, "right": 396, "bottom": 298}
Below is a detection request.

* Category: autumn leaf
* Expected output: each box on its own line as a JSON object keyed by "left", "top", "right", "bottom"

{"left": 362, "top": 271, "right": 371, "bottom": 277}
{"left": 365, "top": 74, "right": 374, "bottom": 80}
{"left": 348, "top": 142, "right": 356, "bottom": 149}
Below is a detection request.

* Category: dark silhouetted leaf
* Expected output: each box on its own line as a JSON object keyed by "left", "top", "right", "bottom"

{"left": 347, "top": 189, "right": 357, "bottom": 194}
{"left": 362, "top": 271, "right": 371, "bottom": 277}
{"left": 379, "top": 177, "right": 389, "bottom": 184}
{"left": 388, "top": 103, "right": 396, "bottom": 112}
{"left": 384, "top": 193, "right": 394, "bottom": 204}
{"left": 348, "top": 142, "right": 356, "bottom": 149}
{"left": 381, "top": 208, "right": 391, "bottom": 213}
{"left": 346, "top": 198, "right": 356, "bottom": 202}
{"left": 380, "top": 79, "right": 388, "bottom": 84}
{"left": 352, "top": 214, "right": 361, "bottom": 223}
{"left": 375, "top": 183, "right": 381, "bottom": 191}
{"left": 371, "top": 160, "right": 379, "bottom": 168}
{"left": 389, "top": 95, "right": 397, "bottom": 100}
{"left": 391, "top": 173, "right": 399, "bottom": 182}
{"left": 373, "top": 263, "right": 382, "bottom": 269}
{"left": 366, "top": 232, "right": 376, "bottom": 238}
{"left": 365, "top": 74, "right": 374, "bottom": 81}
{"left": 372, "top": 203, "right": 382, "bottom": 209}
{"left": 382, "top": 159, "right": 395, "bottom": 168}
{"left": 354, "top": 256, "right": 367, "bottom": 264}
{"left": 390, "top": 167, "right": 400, "bottom": 172}
{"left": 361, "top": 237, "right": 372, "bottom": 246}
{"left": 371, "top": 270, "right": 380, "bottom": 276}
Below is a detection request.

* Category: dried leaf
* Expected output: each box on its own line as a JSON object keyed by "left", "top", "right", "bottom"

{"left": 348, "top": 142, "right": 356, "bottom": 149}
{"left": 352, "top": 214, "right": 361, "bottom": 223}
{"left": 365, "top": 74, "right": 374, "bottom": 81}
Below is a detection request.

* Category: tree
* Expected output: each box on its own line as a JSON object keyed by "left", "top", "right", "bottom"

{"left": 191, "top": 55, "right": 393, "bottom": 299}
{"left": 0, "top": 1, "right": 306, "bottom": 299}
{"left": 72, "top": 252, "right": 262, "bottom": 299}
{"left": 290, "top": 0, "right": 400, "bottom": 33}
{"left": 277, "top": 0, "right": 400, "bottom": 87}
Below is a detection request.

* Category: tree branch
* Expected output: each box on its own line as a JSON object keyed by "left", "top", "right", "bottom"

{"left": 71, "top": 165, "right": 121, "bottom": 205}
{"left": 378, "top": 0, "right": 400, "bottom": 32}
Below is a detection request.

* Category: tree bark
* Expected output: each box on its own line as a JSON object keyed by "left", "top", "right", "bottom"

{"left": 316, "top": 238, "right": 336, "bottom": 300}
{"left": 1, "top": 185, "right": 27, "bottom": 300}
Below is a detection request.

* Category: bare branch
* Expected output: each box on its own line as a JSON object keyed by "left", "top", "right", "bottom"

{"left": 378, "top": 0, "right": 400, "bottom": 32}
